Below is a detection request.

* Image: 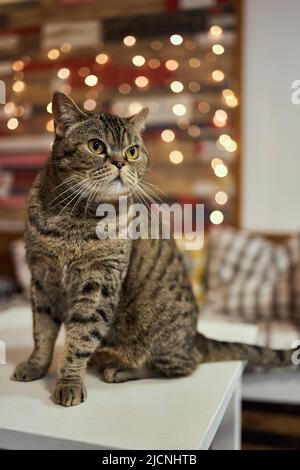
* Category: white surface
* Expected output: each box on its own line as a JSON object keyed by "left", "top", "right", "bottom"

{"left": 243, "top": 369, "right": 300, "bottom": 405}
{"left": 242, "top": 0, "right": 300, "bottom": 232}
{"left": 0, "top": 306, "right": 257, "bottom": 450}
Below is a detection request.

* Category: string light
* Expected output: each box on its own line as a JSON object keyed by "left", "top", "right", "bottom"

{"left": 135, "top": 76, "right": 149, "bottom": 88}
{"left": 4, "top": 102, "right": 15, "bottom": 114}
{"left": 148, "top": 58, "right": 160, "bottom": 69}
{"left": 83, "top": 99, "right": 97, "bottom": 111}
{"left": 211, "top": 158, "right": 223, "bottom": 170}
{"left": 213, "top": 109, "right": 228, "bottom": 127}
{"left": 215, "top": 191, "right": 228, "bottom": 205}
{"left": 60, "top": 43, "right": 72, "bottom": 53}
{"left": 7, "top": 117, "right": 19, "bottom": 130}
{"left": 57, "top": 68, "right": 70, "bottom": 79}
{"left": 223, "top": 89, "right": 239, "bottom": 108}
{"left": 46, "top": 102, "right": 52, "bottom": 113}
{"left": 46, "top": 119, "right": 54, "bottom": 132}
{"left": 132, "top": 55, "right": 145, "bottom": 67}
{"left": 212, "top": 70, "right": 225, "bottom": 82}
{"left": 170, "top": 34, "right": 183, "bottom": 45}
{"left": 210, "top": 25, "right": 223, "bottom": 37}
{"left": 47, "top": 49, "right": 60, "bottom": 60}
{"left": 210, "top": 210, "right": 224, "bottom": 225}
{"left": 212, "top": 44, "right": 225, "bottom": 55}
{"left": 214, "top": 163, "right": 228, "bottom": 177}
{"left": 170, "top": 81, "right": 184, "bottom": 93}
{"left": 188, "top": 81, "right": 201, "bottom": 92}
{"left": 161, "top": 129, "right": 175, "bottom": 142}
{"left": 118, "top": 83, "right": 131, "bottom": 94}
{"left": 12, "top": 81, "right": 25, "bottom": 92}
{"left": 169, "top": 150, "right": 183, "bottom": 164}
{"left": 12, "top": 60, "right": 24, "bottom": 72}
{"left": 177, "top": 117, "right": 190, "bottom": 129}
{"left": 15, "top": 106, "right": 24, "bottom": 117}
{"left": 123, "top": 35, "right": 136, "bottom": 47}
{"left": 226, "top": 140, "right": 238, "bottom": 152}
{"left": 165, "top": 59, "right": 178, "bottom": 71}
{"left": 85, "top": 75, "right": 98, "bottom": 86}
{"left": 172, "top": 104, "right": 186, "bottom": 116}
{"left": 188, "top": 58, "right": 201, "bottom": 68}
{"left": 95, "top": 53, "right": 109, "bottom": 65}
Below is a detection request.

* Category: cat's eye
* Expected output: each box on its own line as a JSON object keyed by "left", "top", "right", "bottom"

{"left": 125, "top": 145, "right": 139, "bottom": 160}
{"left": 88, "top": 139, "right": 105, "bottom": 155}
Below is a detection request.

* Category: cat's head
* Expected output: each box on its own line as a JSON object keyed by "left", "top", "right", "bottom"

{"left": 51, "top": 92, "right": 149, "bottom": 205}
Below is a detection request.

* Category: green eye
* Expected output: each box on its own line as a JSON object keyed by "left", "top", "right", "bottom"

{"left": 88, "top": 139, "right": 105, "bottom": 155}
{"left": 125, "top": 145, "right": 139, "bottom": 160}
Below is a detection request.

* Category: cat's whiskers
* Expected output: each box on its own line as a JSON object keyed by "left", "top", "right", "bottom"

{"left": 58, "top": 179, "right": 93, "bottom": 215}
{"left": 50, "top": 177, "right": 90, "bottom": 207}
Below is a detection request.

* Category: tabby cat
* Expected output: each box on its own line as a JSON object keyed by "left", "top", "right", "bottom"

{"left": 12, "top": 93, "right": 296, "bottom": 407}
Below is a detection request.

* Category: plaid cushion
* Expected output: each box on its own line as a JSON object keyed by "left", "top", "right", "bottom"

{"left": 203, "top": 227, "right": 291, "bottom": 322}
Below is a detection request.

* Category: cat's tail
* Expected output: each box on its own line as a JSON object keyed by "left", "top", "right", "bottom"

{"left": 196, "top": 332, "right": 298, "bottom": 368}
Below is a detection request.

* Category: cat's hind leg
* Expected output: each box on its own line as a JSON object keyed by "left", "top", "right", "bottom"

{"left": 102, "top": 364, "right": 156, "bottom": 383}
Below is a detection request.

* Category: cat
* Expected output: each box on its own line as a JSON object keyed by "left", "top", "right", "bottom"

{"left": 12, "top": 92, "right": 297, "bottom": 407}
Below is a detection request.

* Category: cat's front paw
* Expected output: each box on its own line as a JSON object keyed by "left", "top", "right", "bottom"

{"left": 54, "top": 381, "right": 87, "bottom": 407}
{"left": 12, "top": 362, "right": 46, "bottom": 382}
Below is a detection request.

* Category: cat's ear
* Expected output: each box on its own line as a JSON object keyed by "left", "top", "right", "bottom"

{"left": 52, "top": 92, "right": 87, "bottom": 137}
{"left": 127, "top": 108, "right": 149, "bottom": 132}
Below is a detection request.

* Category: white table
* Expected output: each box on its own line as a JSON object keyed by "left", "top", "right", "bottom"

{"left": 0, "top": 306, "right": 257, "bottom": 450}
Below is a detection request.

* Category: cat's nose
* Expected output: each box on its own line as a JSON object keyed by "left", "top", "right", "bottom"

{"left": 111, "top": 160, "right": 125, "bottom": 170}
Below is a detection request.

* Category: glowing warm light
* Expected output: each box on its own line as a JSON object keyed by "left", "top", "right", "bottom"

{"left": 96, "top": 53, "right": 109, "bottom": 65}
{"left": 148, "top": 58, "right": 160, "bottom": 69}
{"left": 135, "top": 76, "right": 149, "bottom": 88}
{"left": 60, "top": 42, "right": 72, "bottom": 53}
{"left": 57, "top": 67, "right": 70, "bottom": 79}
{"left": 225, "top": 95, "right": 238, "bottom": 108}
{"left": 213, "top": 109, "right": 228, "bottom": 127}
{"left": 47, "top": 48, "right": 60, "bottom": 60}
{"left": 226, "top": 140, "right": 238, "bottom": 152}
{"left": 210, "top": 25, "right": 223, "bottom": 37}
{"left": 170, "top": 34, "right": 183, "bottom": 45}
{"left": 210, "top": 210, "right": 224, "bottom": 225}
{"left": 198, "top": 102, "right": 210, "bottom": 113}
{"left": 212, "top": 44, "right": 225, "bottom": 55}
{"left": 219, "top": 134, "right": 231, "bottom": 146}
{"left": 118, "top": 83, "right": 131, "bottom": 94}
{"left": 132, "top": 55, "right": 145, "bottom": 67}
{"left": 211, "top": 158, "right": 223, "bottom": 170}
{"left": 12, "top": 60, "right": 24, "bottom": 72}
{"left": 212, "top": 70, "right": 225, "bottom": 82}
{"left": 165, "top": 59, "right": 178, "bottom": 71}
{"left": 129, "top": 102, "right": 143, "bottom": 114}
{"left": 123, "top": 35, "right": 136, "bottom": 47}
{"left": 12, "top": 80, "right": 25, "bottom": 92}
{"left": 169, "top": 150, "right": 183, "bottom": 164}
{"left": 150, "top": 40, "right": 162, "bottom": 50}
{"left": 188, "top": 58, "right": 201, "bottom": 68}
{"left": 214, "top": 163, "right": 228, "bottom": 178}
{"left": 15, "top": 106, "right": 24, "bottom": 117}
{"left": 4, "top": 102, "right": 15, "bottom": 114}
{"left": 172, "top": 104, "right": 186, "bottom": 116}
{"left": 161, "top": 129, "right": 175, "bottom": 142}
{"left": 215, "top": 191, "right": 228, "bottom": 205}
{"left": 83, "top": 99, "right": 97, "bottom": 111}
{"left": 47, "top": 102, "right": 52, "bottom": 114}
{"left": 188, "top": 81, "right": 201, "bottom": 93}
{"left": 46, "top": 119, "right": 54, "bottom": 132}
{"left": 170, "top": 81, "right": 184, "bottom": 93}
{"left": 7, "top": 117, "right": 19, "bottom": 130}
{"left": 85, "top": 75, "right": 98, "bottom": 86}
{"left": 188, "top": 125, "right": 201, "bottom": 137}
{"left": 78, "top": 67, "right": 90, "bottom": 77}
{"left": 223, "top": 89, "right": 234, "bottom": 98}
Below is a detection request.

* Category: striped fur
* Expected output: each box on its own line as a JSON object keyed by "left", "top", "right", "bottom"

{"left": 12, "top": 93, "right": 297, "bottom": 407}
